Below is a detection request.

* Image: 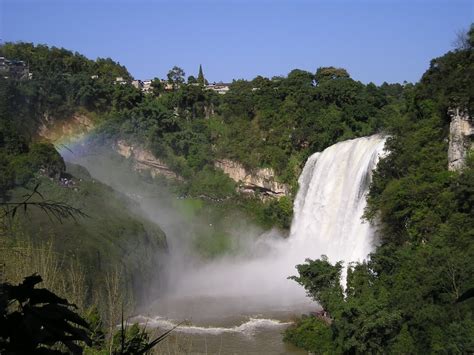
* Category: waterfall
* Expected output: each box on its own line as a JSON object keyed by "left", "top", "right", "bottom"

{"left": 61, "top": 132, "right": 388, "bottom": 330}
{"left": 288, "top": 135, "right": 387, "bottom": 270}
{"left": 152, "top": 135, "right": 387, "bottom": 308}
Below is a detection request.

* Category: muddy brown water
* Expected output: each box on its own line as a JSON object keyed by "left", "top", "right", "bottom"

{"left": 134, "top": 295, "right": 315, "bottom": 354}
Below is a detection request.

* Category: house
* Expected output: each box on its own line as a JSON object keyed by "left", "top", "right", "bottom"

{"left": 0, "top": 57, "right": 31, "bottom": 80}
{"left": 0, "top": 57, "right": 7, "bottom": 73}
{"left": 142, "top": 80, "right": 153, "bottom": 93}
{"left": 132, "top": 79, "right": 144, "bottom": 90}
{"left": 206, "top": 82, "right": 231, "bottom": 94}
{"left": 115, "top": 76, "right": 127, "bottom": 85}
{"left": 161, "top": 79, "right": 174, "bottom": 91}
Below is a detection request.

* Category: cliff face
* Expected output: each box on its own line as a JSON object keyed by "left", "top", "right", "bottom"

{"left": 214, "top": 159, "right": 290, "bottom": 198}
{"left": 114, "top": 140, "right": 181, "bottom": 180}
{"left": 37, "top": 112, "right": 288, "bottom": 198}
{"left": 114, "top": 145, "right": 289, "bottom": 198}
{"left": 448, "top": 108, "right": 474, "bottom": 171}
{"left": 38, "top": 113, "right": 94, "bottom": 142}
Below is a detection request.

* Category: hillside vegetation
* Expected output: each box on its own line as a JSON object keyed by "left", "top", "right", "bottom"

{"left": 286, "top": 25, "right": 474, "bottom": 353}
{"left": 0, "top": 44, "right": 168, "bottom": 349}
{"left": 1, "top": 40, "right": 406, "bottom": 229}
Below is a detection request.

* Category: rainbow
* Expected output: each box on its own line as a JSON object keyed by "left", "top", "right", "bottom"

{"left": 38, "top": 114, "right": 98, "bottom": 159}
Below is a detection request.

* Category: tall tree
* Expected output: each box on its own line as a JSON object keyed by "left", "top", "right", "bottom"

{"left": 167, "top": 66, "right": 185, "bottom": 90}
{"left": 197, "top": 64, "right": 206, "bottom": 86}
{"left": 150, "top": 77, "right": 164, "bottom": 96}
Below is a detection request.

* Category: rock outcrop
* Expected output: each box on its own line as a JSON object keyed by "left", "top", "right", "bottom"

{"left": 214, "top": 159, "right": 290, "bottom": 198}
{"left": 448, "top": 108, "right": 474, "bottom": 171}
{"left": 114, "top": 140, "right": 180, "bottom": 180}
{"left": 38, "top": 113, "right": 94, "bottom": 142}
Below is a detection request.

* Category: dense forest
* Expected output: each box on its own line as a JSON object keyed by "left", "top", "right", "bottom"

{"left": 0, "top": 40, "right": 406, "bottom": 227}
{"left": 1, "top": 24, "right": 473, "bottom": 353}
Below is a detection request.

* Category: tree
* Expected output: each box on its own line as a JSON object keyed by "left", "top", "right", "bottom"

{"left": 315, "top": 66, "right": 350, "bottom": 84}
{"left": 197, "top": 64, "right": 206, "bottom": 86}
{"left": 150, "top": 77, "right": 164, "bottom": 96}
{"left": 289, "top": 256, "right": 344, "bottom": 316}
{"left": 112, "top": 84, "right": 143, "bottom": 111}
{"left": 286, "top": 69, "right": 315, "bottom": 88}
{"left": 453, "top": 24, "right": 474, "bottom": 51}
{"left": 187, "top": 75, "right": 197, "bottom": 84}
{"left": 167, "top": 66, "right": 185, "bottom": 90}
{"left": 0, "top": 274, "right": 92, "bottom": 354}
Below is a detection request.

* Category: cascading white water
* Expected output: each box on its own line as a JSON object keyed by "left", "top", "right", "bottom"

{"left": 64, "top": 134, "right": 387, "bottom": 348}
{"left": 149, "top": 135, "right": 387, "bottom": 310}
{"left": 288, "top": 135, "right": 387, "bottom": 270}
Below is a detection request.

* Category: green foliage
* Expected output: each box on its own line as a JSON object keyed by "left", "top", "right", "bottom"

{"left": 3, "top": 34, "right": 473, "bottom": 354}
{"left": 290, "top": 256, "right": 344, "bottom": 314}
{"left": 236, "top": 196, "right": 293, "bottom": 230}
{"left": 150, "top": 78, "right": 164, "bottom": 97}
{"left": 315, "top": 66, "right": 350, "bottom": 83}
{"left": 1, "top": 41, "right": 405, "bottom": 199}
{"left": 187, "top": 75, "right": 197, "bottom": 84}
{"left": 416, "top": 37, "right": 474, "bottom": 114}
{"left": 197, "top": 64, "right": 206, "bottom": 86}
{"left": 193, "top": 229, "right": 232, "bottom": 258}
{"left": 8, "top": 170, "right": 166, "bottom": 306}
{"left": 284, "top": 316, "right": 334, "bottom": 354}
{"left": 186, "top": 166, "right": 236, "bottom": 199}
{"left": 84, "top": 307, "right": 106, "bottom": 350}
{"left": 0, "top": 139, "right": 65, "bottom": 197}
{"left": 389, "top": 324, "right": 417, "bottom": 354}
{"left": 254, "top": 196, "right": 293, "bottom": 229}
{"left": 166, "top": 66, "right": 185, "bottom": 89}
{"left": 0, "top": 42, "right": 133, "bottom": 122}
{"left": 11, "top": 39, "right": 401, "bottom": 215}
{"left": 288, "top": 26, "right": 474, "bottom": 354}
{"left": 111, "top": 323, "right": 150, "bottom": 354}
{"left": 0, "top": 274, "right": 91, "bottom": 354}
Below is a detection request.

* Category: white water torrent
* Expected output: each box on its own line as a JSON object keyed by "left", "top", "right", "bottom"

{"left": 148, "top": 135, "right": 387, "bottom": 314}
{"left": 288, "top": 135, "right": 387, "bottom": 272}
{"left": 64, "top": 133, "right": 387, "bottom": 351}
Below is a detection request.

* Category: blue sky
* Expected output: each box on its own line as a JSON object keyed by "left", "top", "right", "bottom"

{"left": 1, "top": 0, "right": 472, "bottom": 84}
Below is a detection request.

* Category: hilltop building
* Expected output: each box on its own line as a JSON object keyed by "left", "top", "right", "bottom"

{"left": 115, "top": 76, "right": 127, "bottom": 85}
{"left": 198, "top": 64, "right": 207, "bottom": 86}
{"left": 206, "top": 82, "right": 231, "bottom": 94}
{"left": 0, "top": 57, "right": 31, "bottom": 80}
{"left": 132, "top": 79, "right": 143, "bottom": 90}
{"left": 142, "top": 80, "right": 153, "bottom": 93}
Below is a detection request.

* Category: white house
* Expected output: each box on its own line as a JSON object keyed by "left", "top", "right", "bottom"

{"left": 206, "top": 82, "right": 231, "bottom": 94}
{"left": 132, "top": 79, "right": 144, "bottom": 90}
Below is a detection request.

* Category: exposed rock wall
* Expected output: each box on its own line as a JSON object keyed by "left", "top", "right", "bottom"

{"left": 214, "top": 159, "right": 290, "bottom": 198}
{"left": 37, "top": 112, "right": 288, "bottom": 197}
{"left": 448, "top": 108, "right": 474, "bottom": 171}
{"left": 38, "top": 113, "right": 93, "bottom": 142}
{"left": 114, "top": 140, "right": 181, "bottom": 180}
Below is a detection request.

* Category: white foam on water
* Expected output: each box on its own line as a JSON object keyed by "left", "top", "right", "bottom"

{"left": 131, "top": 316, "right": 291, "bottom": 336}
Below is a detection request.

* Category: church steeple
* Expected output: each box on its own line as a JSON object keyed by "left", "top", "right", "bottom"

{"left": 197, "top": 64, "right": 205, "bottom": 86}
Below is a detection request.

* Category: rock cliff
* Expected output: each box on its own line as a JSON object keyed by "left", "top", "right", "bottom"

{"left": 37, "top": 112, "right": 288, "bottom": 197}
{"left": 38, "top": 113, "right": 94, "bottom": 142}
{"left": 448, "top": 108, "right": 474, "bottom": 171}
{"left": 114, "top": 140, "right": 181, "bottom": 180}
{"left": 214, "top": 159, "right": 290, "bottom": 198}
